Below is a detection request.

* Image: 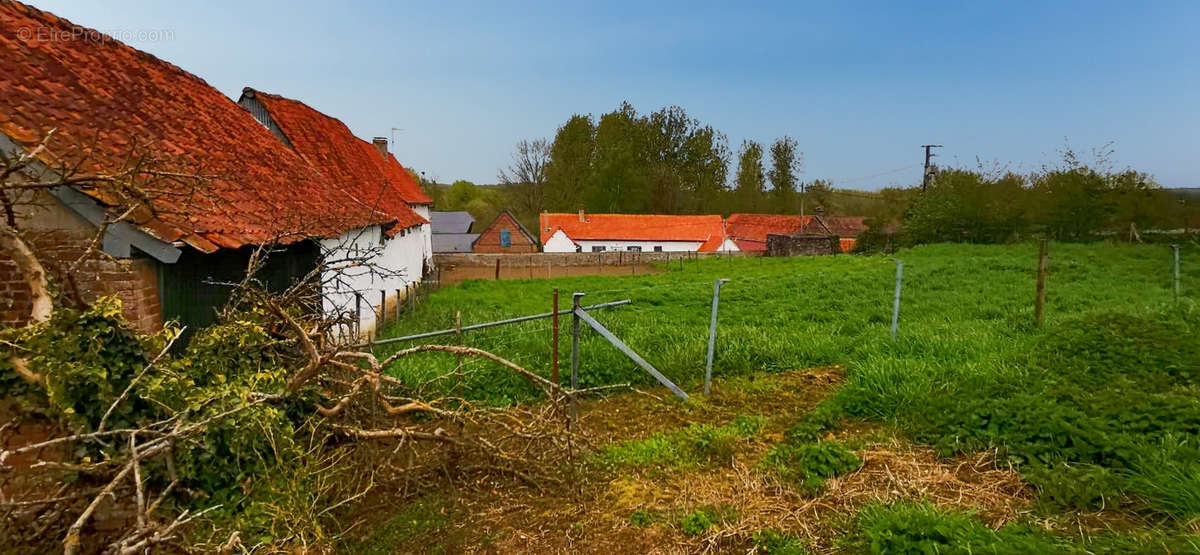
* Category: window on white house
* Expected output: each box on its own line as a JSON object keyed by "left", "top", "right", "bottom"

{"left": 591, "top": 246, "right": 606, "bottom": 252}
{"left": 500, "top": 228, "right": 511, "bottom": 247}
{"left": 627, "top": 246, "right": 641, "bottom": 252}
{"left": 653, "top": 246, "right": 663, "bottom": 252}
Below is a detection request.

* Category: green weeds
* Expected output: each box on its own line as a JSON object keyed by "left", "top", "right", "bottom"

{"left": 761, "top": 440, "right": 862, "bottom": 493}
{"left": 600, "top": 415, "right": 766, "bottom": 469}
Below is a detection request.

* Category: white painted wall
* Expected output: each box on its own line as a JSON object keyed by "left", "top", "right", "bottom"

{"left": 574, "top": 239, "right": 703, "bottom": 252}
{"left": 321, "top": 223, "right": 424, "bottom": 339}
{"left": 542, "top": 229, "right": 577, "bottom": 252}
{"left": 412, "top": 203, "right": 433, "bottom": 271}
{"left": 719, "top": 238, "right": 740, "bottom": 252}
{"left": 543, "top": 231, "right": 707, "bottom": 253}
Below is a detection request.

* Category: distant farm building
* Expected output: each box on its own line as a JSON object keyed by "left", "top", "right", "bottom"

{"left": 822, "top": 216, "right": 868, "bottom": 252}
{"left": 725, "top": 214, "right": 831, "bottom": 252}
{"left": 472, "top": 212, "right": 538, "bottom": 253}
{"left": 431, "top": 211, "right": 479, "bottom": 253}
{"left": 539, "top": 211, "right": 732, "bottom": 253}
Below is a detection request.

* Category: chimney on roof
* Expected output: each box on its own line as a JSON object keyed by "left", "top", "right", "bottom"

{"left": 372, "top": 137, "right": 389, "bottom": 158}
{"left": 578, "top": 209, "right": 586, "bottom": 223}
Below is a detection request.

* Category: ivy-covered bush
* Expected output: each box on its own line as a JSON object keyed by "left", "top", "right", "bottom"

{"left": 0, "top": 295, "right": 324, "bottom": 545}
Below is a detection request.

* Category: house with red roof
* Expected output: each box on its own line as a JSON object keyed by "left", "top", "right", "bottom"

{"left": 539, "top": 211, "right": 734, "bottom": 253}
{"left": 0, "top": 1, "right": 427, "bottom": 339}
{"left": 725, "top": 214, "right": 832, "bottom": 253}
{"left": 822, "top": 216, "right": 869, "bottom": 252}
{"left": 237, "top": 88, "right": 434, "bottom": 328}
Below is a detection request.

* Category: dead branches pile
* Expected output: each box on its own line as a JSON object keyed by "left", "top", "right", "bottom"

{"left": 0, "top": 131, "right": 587, "bottom": 553}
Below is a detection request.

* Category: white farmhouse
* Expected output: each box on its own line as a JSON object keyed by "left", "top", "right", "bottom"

{"left": 539, "top": 211, "right": 732, "bottom": 253}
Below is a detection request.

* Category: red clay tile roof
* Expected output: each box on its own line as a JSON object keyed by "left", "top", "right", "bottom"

{"left": 725, "top": 214, "right": 830, "bottom": 244}
{"left": 732, "top": 239, "right": 767, "bottom": 252}
{"left": 539, "top": 213, "right": 727, "bottom": 252}
{"left": 0, "top": 2, "right": 393, "bottom": 252}
{"left": 244, "top": 89, "right": 429, "bottom": 233}
{"left": 823, "top": 216, "right": 868, "bottom": 237}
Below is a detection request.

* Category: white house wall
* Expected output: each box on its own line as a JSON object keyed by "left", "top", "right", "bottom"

{"left": 542, "top": 229, "right": 577, "bottom": 252}
{"left": 412, "top": 203, "right": 433, "bottom": 270}
{"left": 574, "top": 240, "right": 703, "bottom": 252}
{"left": 321, "top": 223, "right": 425, "bottom": 339}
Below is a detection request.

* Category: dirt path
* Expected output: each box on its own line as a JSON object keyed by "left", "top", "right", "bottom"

{"left": 348, "top": 368, "right": 1032, "bottom": 554}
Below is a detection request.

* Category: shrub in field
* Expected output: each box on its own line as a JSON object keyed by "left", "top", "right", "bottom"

{"left": 849, "top": 501, "right": 1055, "bottom": 554}
{"left": 680, "top": 510, "right": 714, "bottom": 536}
{"left": 630, "top": 508, "right": 657, "bottom": 527}
{"left": 761, "top": 440, "right": 861, "bottom": 493}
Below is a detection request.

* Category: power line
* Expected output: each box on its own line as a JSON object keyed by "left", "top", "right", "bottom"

{"left": 830, "top": 164, "right": 923, "bottom": 185}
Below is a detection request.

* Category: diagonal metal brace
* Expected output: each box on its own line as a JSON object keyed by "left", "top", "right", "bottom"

{"left": 573, "top": 307, "right": 689, "bottom": 401}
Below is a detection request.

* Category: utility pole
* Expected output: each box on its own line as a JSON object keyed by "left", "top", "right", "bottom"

{"left": 921, "top": 144, "right": 942, "bottom": 191}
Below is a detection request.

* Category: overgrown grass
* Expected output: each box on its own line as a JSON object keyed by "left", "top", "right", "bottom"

{"left": 377, "top": 243, "right": 1195, "bottom": 405}
{"left": 598, "top": 415, "right": 766, "bottom": 470}
{"left": 846, "top": 501, "right": 1200, "bottom": 554}
{"left": 375, "top": 242, "right": 1200, "bottom": 528}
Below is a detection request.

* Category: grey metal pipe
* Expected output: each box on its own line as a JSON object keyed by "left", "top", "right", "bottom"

{"left": 704, "top": 278, "right": 730, "bottom": 395}
{"left": 1173, "top": 244, "right": 1181, "bottom": 301}
{"left": 369, "top": 298, "right": 631, "bottom": 346}
{"left": 574, "top": 307, "right": 689, "bottom": 401}
{"left": 571, "top": 292, "right": 585, "bottom": 390}
{"left": 891, "top": 260, "right": 903, "bottom": 339}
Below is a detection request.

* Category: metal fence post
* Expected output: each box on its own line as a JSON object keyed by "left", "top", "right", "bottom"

{"left": 890, "top": 260, "right": 903, "bottom": 339}
{"left": 552, "top": 289, "right": 560, "bottom": 384}
{"left": 571, "top": 292, "right": 585, "bottom": 390}
{"left": 379, "top": 290, "right": 386, "bottom": 325}
{"left": 705, "top": 278, "right": 730, "bottom": 395}
{"left": 1035, "top": 240, "right": 1048, "bottom": 326}
{"left": 570, "top": 292, "right": 585, "bottom": 424}
{"left": 1173, "top": 244, "right": 1181, "bottom": 301}
{"left": 454, "top": 310, "right": 463, "bottom": 389}
{"left": 395, "top": 288, "right": 402, "bottom": 321}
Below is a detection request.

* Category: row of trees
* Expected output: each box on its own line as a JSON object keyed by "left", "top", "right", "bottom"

{"left": 495, "top": 103, "right": 843, "bottom": 219}
{"left": 888, "top": 149, "right": 1195, "bottom": 248}
{"left": 448, "top": 104, "right": 1193, "bottom": 248}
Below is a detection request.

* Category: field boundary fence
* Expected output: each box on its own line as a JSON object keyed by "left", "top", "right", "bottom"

{"left": 359, "top": 241, "right": 1191, "bottom": 404}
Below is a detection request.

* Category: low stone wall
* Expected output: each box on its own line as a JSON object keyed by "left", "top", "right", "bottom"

{"left": 765, "top": 234, "right": 840, "bottom": 257}
{"left": 434, "top": 250, "right": 762, "bottom": 269}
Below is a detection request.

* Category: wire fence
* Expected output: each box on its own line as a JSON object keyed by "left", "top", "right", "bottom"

{"left": 365, "top": 242, "right": 1195, "bottom": 403}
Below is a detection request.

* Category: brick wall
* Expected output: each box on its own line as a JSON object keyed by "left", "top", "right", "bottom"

{"left": 472, "top": 212, "right": 538, "bottom": 253}
{"left": 0, "top": 230, "right": 162, "bottom": 333}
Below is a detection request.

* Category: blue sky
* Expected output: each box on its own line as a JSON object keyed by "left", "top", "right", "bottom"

{"left": 31, "top": 0, "right": 1200, "bottom": 188}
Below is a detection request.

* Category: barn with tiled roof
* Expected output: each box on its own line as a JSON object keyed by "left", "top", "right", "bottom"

{"left": 0, "top": 1, "right": 429, "bottom": 338}
{"left": 724, "top": 214, "right": 831, "bottom": 252}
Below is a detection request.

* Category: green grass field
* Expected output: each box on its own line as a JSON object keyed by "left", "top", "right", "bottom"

{"left": 375, "top": 242, "right": 1200, "bottom": 550}
{"left": 378, "top": 242, "right": 1193, "bottom": 402}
